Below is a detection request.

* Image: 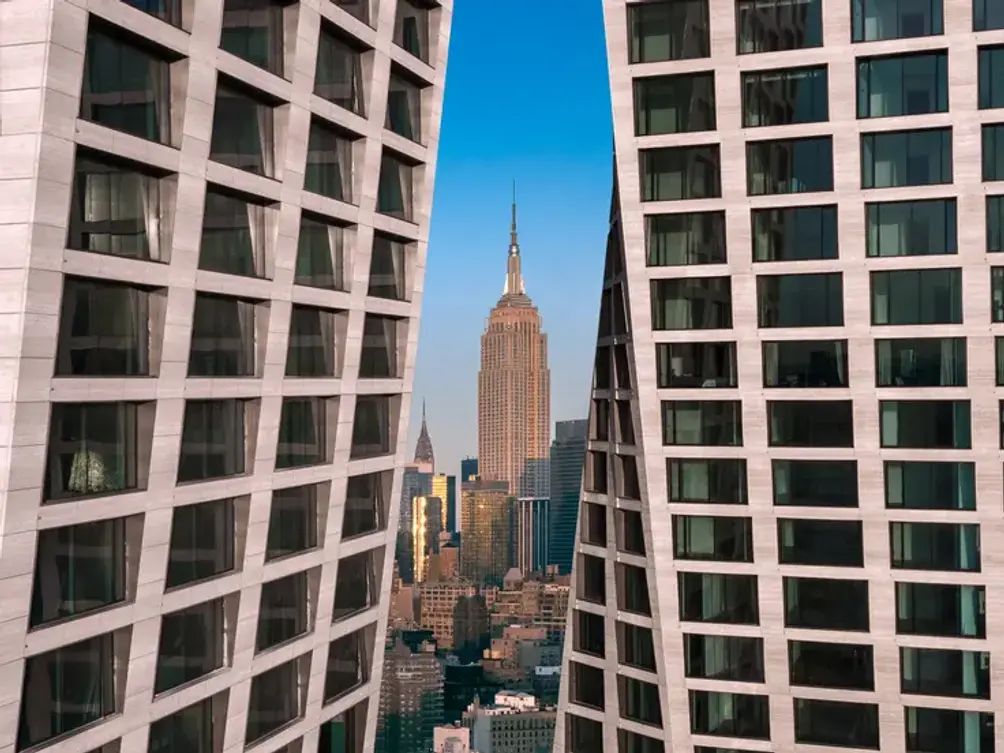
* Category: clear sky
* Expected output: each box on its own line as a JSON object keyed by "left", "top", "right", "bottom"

{"left": 406, "top": 2, "right": 613, "bottom": 480}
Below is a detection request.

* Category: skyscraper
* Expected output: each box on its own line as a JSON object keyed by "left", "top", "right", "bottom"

{"left": 459, "top": 478, "right": 513, "bottom": 587}
{"left": 0, "top": 1, "right": 451, "bottom": 751}
{"left": 376, "top": 635, "right": 444, "bottom": 753}
{"left": 477, "top": 194, "right": 551, "bottom": 498}
{"left": 414, "top": 399, "right": 436, "bottom": 473}
{"left": 558, "top": 2, "right": 999, "bottom": 752}
{"left": 513, "top": 497, "right": 550, "bottom": 576}
{"left": 461, "top": 456, "right": 479, "bottom": 482}
{"left": 548, "top": 419, "right": 587, "bottom": 575}
{"left": 432, "top": 471, "right": 458, "bottom": 532}
{"left": 413, "top": 494, "right": 444, "bottom": 582}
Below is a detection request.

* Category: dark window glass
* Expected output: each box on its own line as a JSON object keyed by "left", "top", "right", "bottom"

{"left": 615, "top": 508, "right": 645, "bottom": 555}
{"left": 569, "top": 661, "right": 605, "bottom": 710}
{"left": 199, "top": 187, "right": 271, "bottom": 278}
{"left": 751, "top": 204, "right": 837, "bottom": 261}
{"left": 343, "top": 471, "right": 389, "bottom": 539}
{"left": 618, "top": 676, "right": 662, "bottom": 727}
{"left": 209, "top": 81, "right": 275, "bottom": 176}
{"left": 742, "top": 65, "right": 827, "bottom": 127}
{"left": 983, "top": 123, "right": 1004, "bottom": 180}
{"left": 617, "top": 622, "right": 656, "bottom": 671}
{"left": 581, "top": 502, "right": 607, "bottom": 547}
{"left": 737, "top": 0, "right": 822, "bottom": 53}
{"left": 619, "top": 730, "right": 664, "bottom": 753}
{"left": 305, "top": 119, "right": 355, "bottom": 202}
{"left": 861, "top": 128, "right": 952, "bottom": 188}
{"left": 785, "top": 577, "right": 870, "bottom": 631}
{"left": 219, "top": 0, "right": 285, "bottom": 77}
{"left": 122, "top": 0, "right": 182, "bottom": 25}
{"left": 674, "top": 515, "right": 753, "bottom": 562}
{"left": 657, "top": 342, "right": 736, "bottom": 387}
{"left": 689, "top": 690, "right": 770, "bottom": 739}
{"left": 880, "top": 400, "right": 971, "bottom": 449}
{"left": 616, "top": 563, "right": 651, "bottom": 616}
{"left": 188, "top": 293, "right": 256, "bottom": 377}
{"left": 997, "top": 338, "right": 1004, "bottom": 385}
{"left": 333, "top": 550, "right": 379, "bottom": 621}
{"left": 685, "top": 634, "right": 764, "bottom": 682}
{"left": 763, "top": 340, "right": 848, "bottom": 388}
{"left": 295, "top": 214, "right": 348, "bottom": 291}
{"left": 574, "top": 610, "right": 605, "bottom": 658}
{"left": 620, "top": 456, "right": 642, "bottom": 499}
{"left": 155, "top": 598, "right": 224, "bottom": 693}
{"left": 579, "top": 553, "right": 606, "bottom": 605}
{"left": 852, "top": 0, "right": 943, "bottom": 41}
{"left": 287, "top": 305, "right": 341, "bottom": 378}
{"left": 885, "top": 461, "right": 975, "bottom": 510}
{"left": 794, "top": 698, "right": 880, "bottom": 749}
{"left": 44, "top": 402, "right": 143, "bottom": 500}
{"left": 989, "top": 196, "right": 1004, "bottom": 251}
{"left": 871, "top": 268, "right": 962, "bottom": 325}
{"left": 773, "top": 460, "right": 858, "bottom": 507}
{"left": 315, "top": 27, "right": 365, "bottom": 115}
{"left": 628, "top": 0, "right": 710, "bottom": 62}
{"left": 668, "top": 458, "right": 748, "bottom": 505}
{"left": 867, "top": 198, "right": 957, "bottom": 257}
{"left": 177, "top": 399, "right": 250, "bottom": 482}
{"left": 857, "top": 51, "right": 948, "bottom": 118}
{"left": 360, "top": 314, "right": 402, "bottom": 378}
{"left": 56, "top": 277, "right": 155, "bottom": 377}
{"left": 377, "top": 151, "right": 415, "bottom": 221}
{"left": 757, "top": 272, "right": 843, "bottom": 327}
{"left": 332, "top": 0, "right": 370, "bottom": 23}
{"left": 387, "top": 71, "right": 423, "bottom": 142}
{"left": 976, "top": 0, "right": 1004, "bottom": 30}
{"left": 646, "top": 212, "right": 725, "bottom": 266}
{"left": 368, "top": 233, "right": 411, "bottom": 301}
{"left": 876, "top": 337, "right": 966, "bottom": 387}
{"left": 68, "top": 151, "right": 169, "bottom": 260}
{"left": 81, "top": 25, "right": 172, "bottom": 143}
{"left": 266, "top": 484, "right": 318, "bottom": 561}
{"left": 257, "top": 572, "right": 310, "bottom": 651}
{"left": 896, "top": 582, "right": 986, "bottom": 638}
{"left": 790, "top": 641, "right": 874, "bottom": 691}
{"left": 980, "top": 46, "right": 1004, "bottom": 109}
{"left": 651, "top": 277, "right": 732, "bottom": 330}
{"left": 662, "top": 401, "right": 743, "bottom": 446}
{"left": 30, "top": 518, "right": 127, "bottom": 628}
{"left": 778, "top": 518, "right": 864, "bottom": 566}
{"left": 634, "top": 73, "right": 715, "bottom": 135}
{"left": 318, "top": 701, "right": 367, "bottom": 753}
{"left": 17, "top": 633, "right": 119, "bottom": 750}
{"left": 324, "top": 628, "right": 370, "bottom": 702}
{"left": 276, "top": 397, "right": 331, "bottom": 469}
{"left": 747, "top": 136, "right": 833, "bottom": 195}
{"left": 148, "top": 696, "right": 217, "bottom": 753}
{"left": 350, "top": 395, "right": 394, "bottom": 458}
{"left": 901, "top": 648, "right": 990, "bottom": 699}
{"left": 769, "top": 400, "right": 853, "bottom": 447}
{"left": 246, "top": 659, "right": 304, "bottom": 743}
{"left": 568, "top": 715, "right": 604, "bottom": 753}
{"left": 393, "top": 0, "right": 431, "bottom": 62}
{"left": 891, "top": 522, "right": 980, "bottom": 572}
{"left": 641, "top": 146, "right": 721, "bottom": 201}
{"left": 993, "top": 267, "right": 1004, "bottom": 321}
{"left": 166, "top": 499, "right": 235, "bottom": 588}
{"left": 679, "top": 572, "right": 759, "bottom": 625}
{"left": 905, "top": 708, "right": 994, "bottom": 753}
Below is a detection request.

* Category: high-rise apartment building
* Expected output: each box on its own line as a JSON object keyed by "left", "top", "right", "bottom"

{"left": 412, "top": 494, "right": 443, "bottom": 582}
{"left": 0, "top": 1, "right": 451, "bottom": 751}
{"left": 477, "top": 198, "right": 551, "bottom": 498}
{"left": 548, "top": 419, "right": 588, "bottom": 575}
{"left": 460, "top": 478, "right": 513, "bottom": 586}
{"left": 557, "top": 2, "right": 1002, "bottom": 752}
{"left": 375, "top": 635, "right": 444, "bottom": 753}
{"left": 513, "top": 496, "right": 550, "bottom": 576}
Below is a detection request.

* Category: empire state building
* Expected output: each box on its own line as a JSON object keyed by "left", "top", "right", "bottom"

{"left": 477, "top": 193, "right": 551, "bottom": 498}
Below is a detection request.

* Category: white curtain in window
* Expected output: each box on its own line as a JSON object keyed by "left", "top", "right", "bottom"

{"left": 702, "top": 575, "right": 723, "bottom": 620}
{"left": 337, "top": 138, "right": 353, "bottom": 202}
{"left": 682, "top": 461, "right": 709, "bottom": 501}
{"left": 327, "top": 224, "right": 345, "bottom": 289}
{"left": 256, "top": 104, "right": 274, "bottom": 177}
{"left": 139, "top": 174, "right": 161, "bottom": 260}
{"left": 382, "top": 317, "right": 397, "bottom": 376}
{"left": 390, "top": 240, "right": 406, "bottom": 298}
{"left": 245, "top": 201, "right": 265, "bottom": 276}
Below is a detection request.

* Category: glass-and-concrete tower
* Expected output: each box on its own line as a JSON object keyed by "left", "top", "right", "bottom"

{"left": 0, "top": 1, "right": 451, "bottom": 751}
{"left": 557, "top": 1, "right": 1003, "bottom": 752}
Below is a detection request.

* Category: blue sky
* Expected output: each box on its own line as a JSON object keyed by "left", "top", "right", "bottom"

{"left": 407, "top": 2, "right": 613, "bottom": 478}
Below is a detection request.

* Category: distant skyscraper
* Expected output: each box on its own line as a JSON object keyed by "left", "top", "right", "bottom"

{"left": 477, "top": 194, "right": 551, "bottom": 498}
{"left": 376, "top": 635, "right": 444, "bottom": 753}
{"left": 548, "top": 419, "right": 588, "bottom": 574}
{"left": 414, "top": 399, "right": 435, "bottom": 473}
{"left": 398, "top": 464, "right": 432, "bottom": 583}
{"left": 412, "top": 495, "right": 444, "bottom": 583}
{"left": 461, "top": 456, "right": 479, "bottom": 482}
{"left": 513, "top": 497, "right": 550, "bottom": 576}
{"left": 432, "top": 472, "right": 457, "bottom": 532}
{"left": 459, "top": 478, "right": 513, "bottom": 586}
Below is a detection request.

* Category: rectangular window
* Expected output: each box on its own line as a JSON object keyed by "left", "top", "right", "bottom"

{"left": 81, "top": 24, "right": 173, "bottom": 144}
{"left": 209, "top": 81, "right": 275, "bottom": 177}
{"left": 287, "top": 305, "right": 342, "bottom": 377}
{"left": 785, "top": 577, "right": 870, "bottom": 631}
{"left": 646, "top": 211, "right": 726, "bottom": 266}
{"left": 295, "top": 214, "right": 348, "bottom": 291}
{"left": 757, "top": 272, "right": 843, "bottom": 327}
{"left": 617, "top": 622, "right": 656, "bottom": 671}
{"left": 386, "top": 70, "right": 423, "bottom": 142}
{"left": 149, "top": 695, "right": 220, "bottom": 753}
{"left": 276, "top": 397, "right": 334, "bottom": 469}
{"left": 651, "top": 277, "right": 732, "bottom": 330}
{"left": 795, "top": 699, "right": 879, "bottom": 750}
{"left": 885, "top": 460, "right": 975, "bottom": 510}
{"left": 318, "top": 701, "right": 367, "bottom": 753}
{"left": 324, "top": 627, "right": 372, "bottom": 702}
{"left": 752, "top": 205, "right": 837, "bottom": 261}
{"left": 220, "top": 0, "right": 285, "bottom": 76}
{"left": 997, "top": 337, "right": 1004, "bottom": 385}
{"left": 267, "top": 484, "right": 319, "bottom": 561}
{"left": 737, "top": 0, "right": 822, "bottom": 54}
{"left": 656, "top": 342, "right": 737, "bottom": 388}
{"left": 574, "top": 610, "right": 605, "bottom": 658}
{"left": 673, "top": 515, "right": 753, "bottom": 562}
{"left": 315, "top": 27, "right": 365, "bottom": 115}
{"left": 257, "top": 572, "right": 311, "bottom": 651}
{"left": 343, "top": 471, "right": 390, "bottom": 539}
{"left": 876, "top": 337, "right": 966, "bottom": 387}
{"left": 790, "top": 641, "right": 875, "bottom": 691}
{"left": 668, "top": 458, "right": 748, "bottom": 505}
{"left": 988, "top": 196, "right": 1004, "bottom": 251}
{"left": 900, "top": 648, "right": 990, "bottom": 699}
{"left": 689, "top": 690, "right": 771, "bottom": 739}
{"left": 852, "top": 0, "right": 943, "bottom": 41}
{"left": 980, "top": 46, "right": 1004, "bottom": 109}
{"left": 616, "top": 509, "right": 645, "bottom": 555}
{"left": 763, "top": 340, "right": 848, "bottom": 388}
{"left": 579, "top": 553, "right": 606, "bottom": 605}
{"left": 618, "top": 675, "right": 663, "bottom": 727}
{"left": 628, "top": 0, "right": 710, "bottom": 63}
{"left": 188, "top": 293, "right": 258, "bottom": 377}
{"left": 616, "top": 563, "right": 651, "bottom": 616}
{"left": 976, "top": 0, "right": 1004, "bottom": 30}
{"left": 896, "top": 582, "right": 986, "bottom": 638}
{"left": 200, "top": 186, "right": 272, "bottom": 278}
{"left": 880, "top": 400, "right": 971, "bottom": 449}
{"left": 247, "top": 659, "right": 308, "bottom": 744}
{"left": 156, "top": 598, "right": 225, "bottom": 693}
{"left": 569, "top": 661, "right": 605, "bottom": 709}
{"left": 350, "top": 395, "right": 396, "bottom": 458}
{"left": 742, "top": 65, "right": 828, "bottom": 127}
{"left": 857, "top": 51, "right": 948, "bottom": 118}
{"left": 773, "top": 460, "right": 859, "bottom": 508}
{"left": 778, "top": 519, "right": 864, "bottom": 566}
{"left": 984, "top": 123, "right": 1004, "bottom": 180}
{"left": 871, "top": 268, "right": 962, "bottom": 325}
{"left": 177, "top": 399, "right": 252, "bottom": 482}
{"left": 360, "top": 314, "right": 403, "bottom": 378}
{"left": 368, "top": 233, "right": 411, "bottom": 301}
{"left": 662, "top": 401, "right": 743, "bottom": 446}
{"left": 866, "top": 198, "right": 956, "bottom": 257}
{"left": 891, "top": 521, "right": 980, "bottom": 572}
{"left": 685, "top": 635, "right": 764, "bottom": 682}
{"left": 166, "top": 498, "right": 236, "bottom": 588}
{"left": 768, "top": 400, "right": 854, "bottom": 447}
{"left": 861, "top": 128, "right": 952, "bottom": 188}
{"left": 305, "top": 119, "right": 355, "bottom": 202}
{"left": 679, "top": 572, "right": 759, "bottom": 624}
{"left": 993, "top": 268, "right": 1004, "bottom": 321}
{"left": 377, "top": 151, "right": 415, "bottom": 221}
{"left": 634, "top": 72, "right": 716, "bottom": 135}
{"left": 332, "top": 0, "right": 370, "bottom": 24}
{"left": 747, "top": 136, "right": 833, "bottom": 195}
{"left": 393, "top": 0, "right": 431, "bottom": 62}
{"left": 906, "top": 709, "right": 994, "bottom": 753}
{"left": 68, "top": 150, "right": 171, "bottom": 261}
{"left": 123, "top": 0, "right": 182, "bottom": 25}
{"left": 641, "top": 145, "right": 721, "bottom": 201}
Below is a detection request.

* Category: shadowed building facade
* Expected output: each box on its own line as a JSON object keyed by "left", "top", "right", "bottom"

{"left": 548, "top": 419, "right": 587, "bottom": 575}
{"left": 459, "top": 478, "right": 513, "bottom": 587}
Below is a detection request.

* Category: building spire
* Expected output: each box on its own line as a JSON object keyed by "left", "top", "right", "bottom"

{"left": 510, "top": 180, "right": 518, "bottom": 250}
{"left": 413, "top": 398, "right": 435, "bottom": 471}
{"left": 503, "top": 180, "right": 525, "bottom": 297}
